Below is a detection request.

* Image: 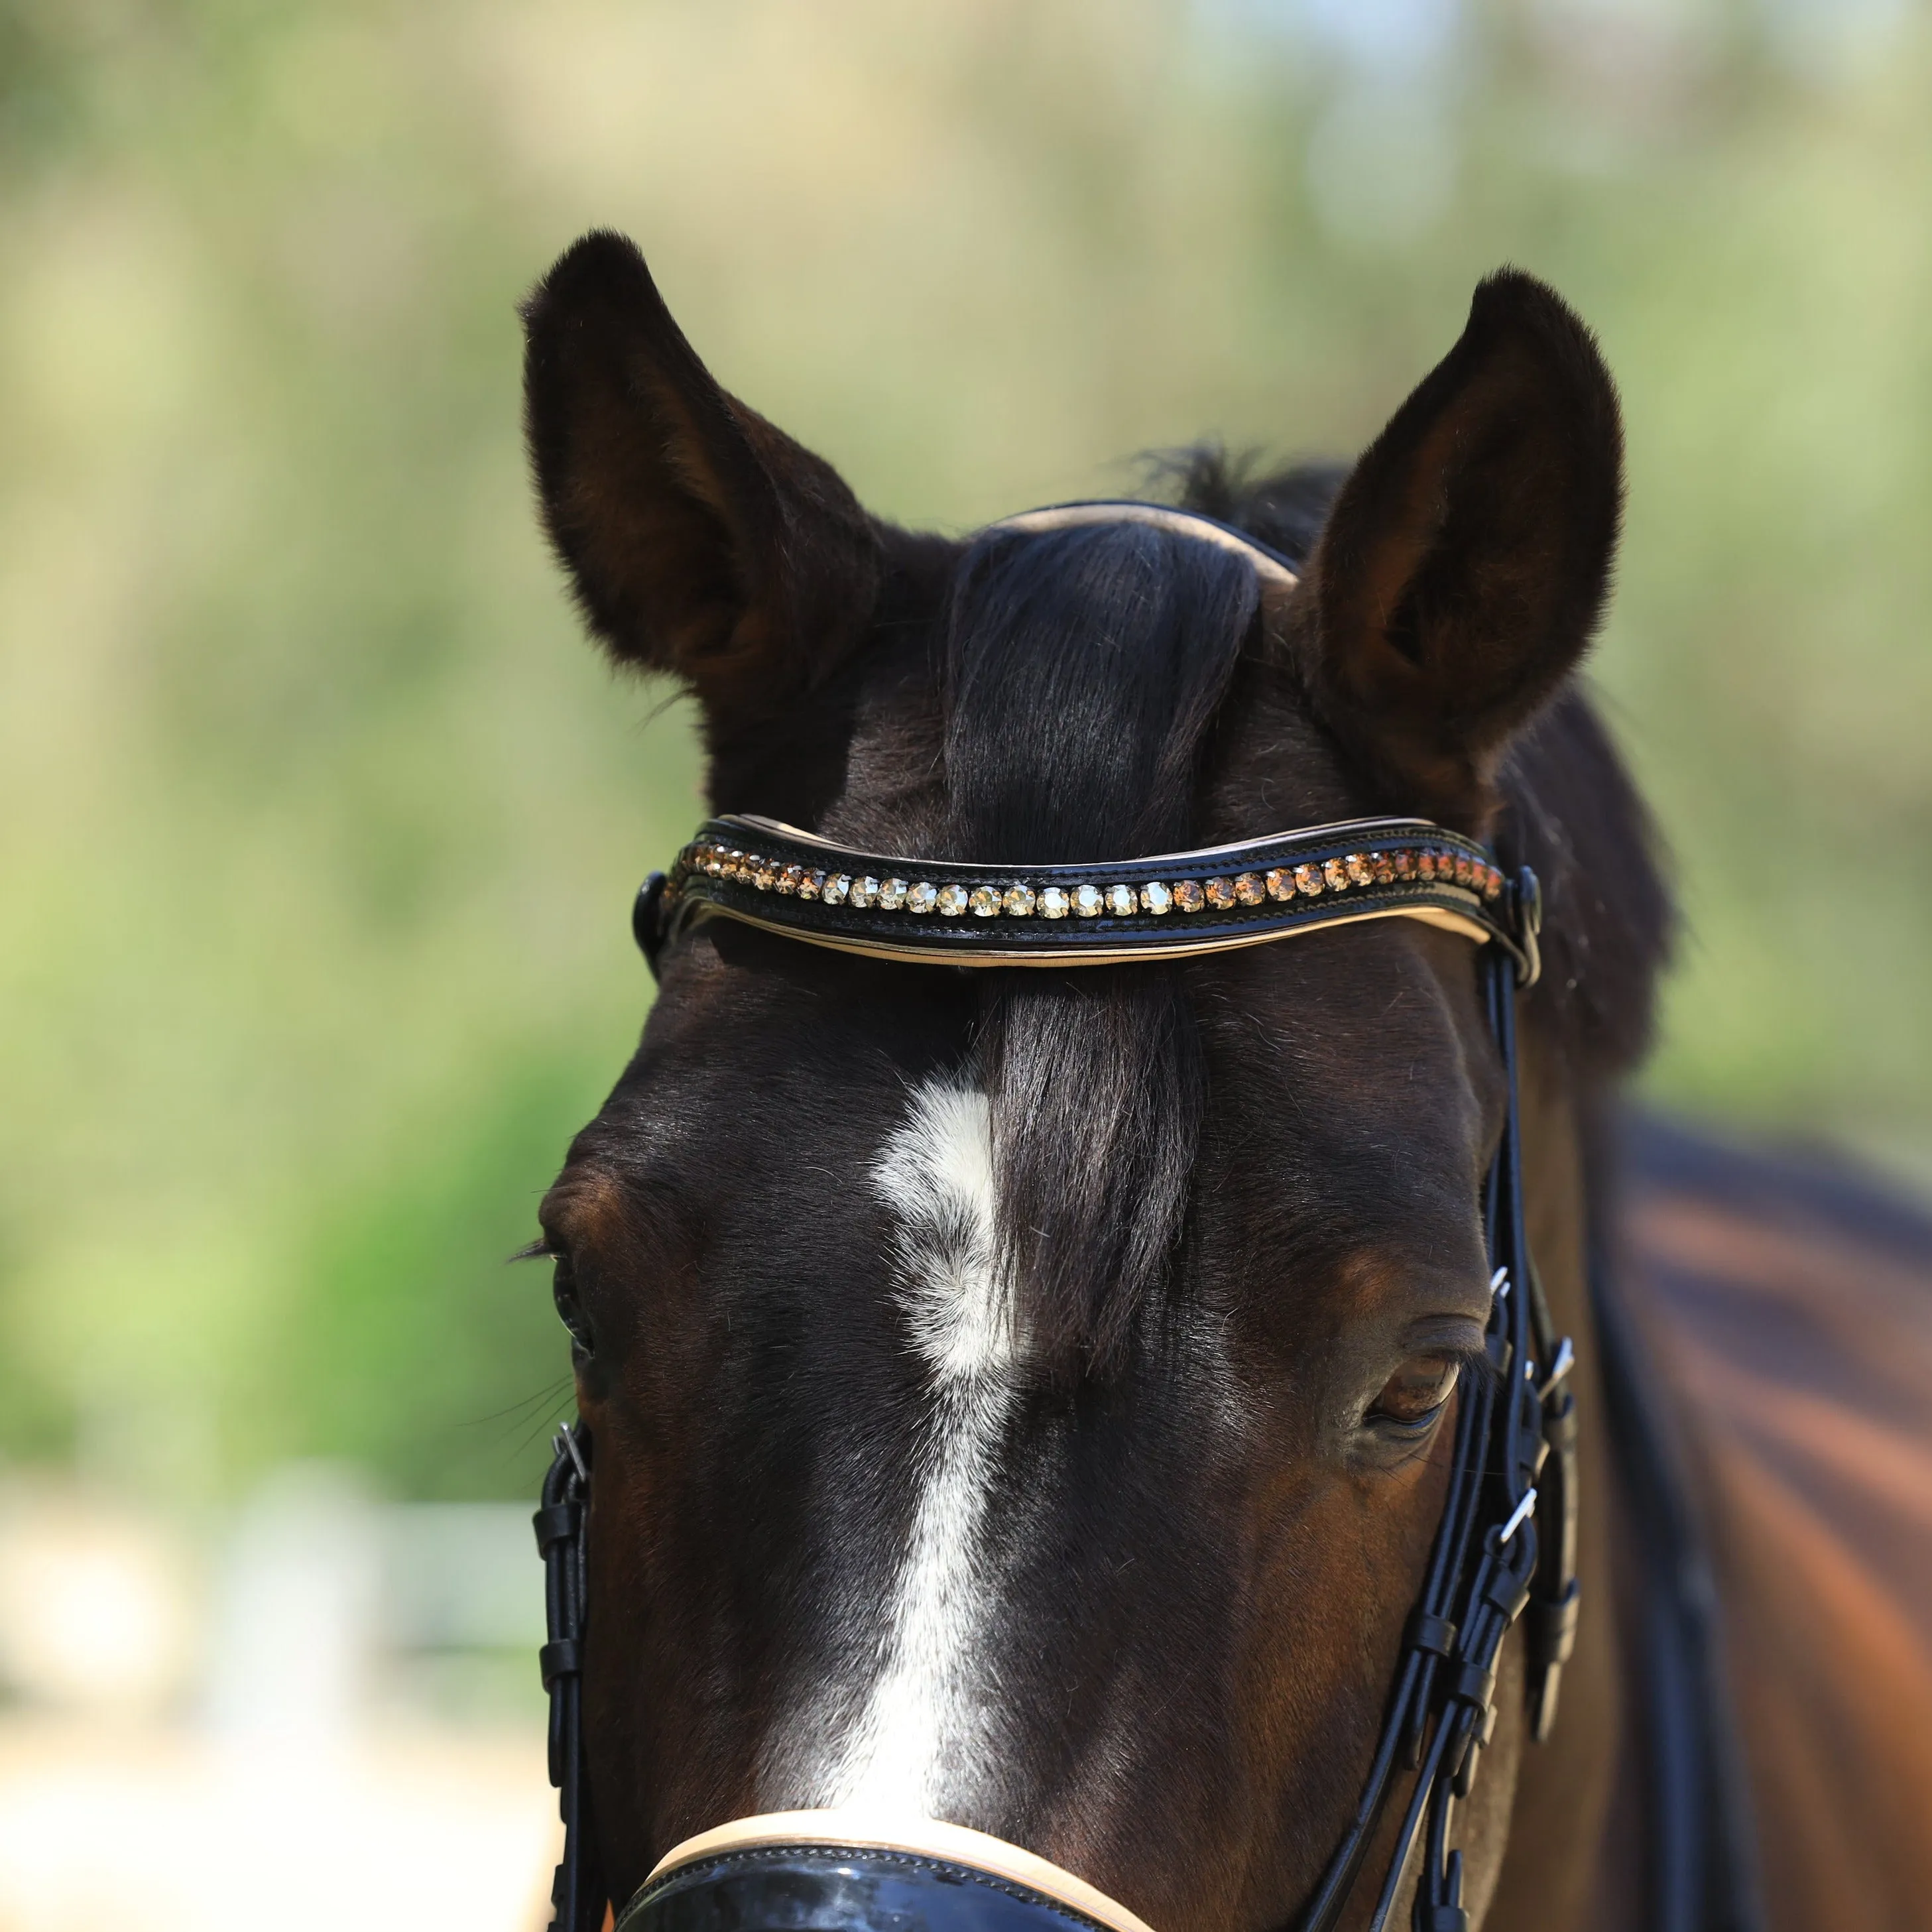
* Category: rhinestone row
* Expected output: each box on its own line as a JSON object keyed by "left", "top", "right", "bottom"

{"left": 674, "top": 841, "right": 1504, "bottom": 918}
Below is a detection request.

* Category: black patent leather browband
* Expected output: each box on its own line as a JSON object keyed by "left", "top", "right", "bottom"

{"left": 638, "top": 815, "right": 1541, "bottom": 986}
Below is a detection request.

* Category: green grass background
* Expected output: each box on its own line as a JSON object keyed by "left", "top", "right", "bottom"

{"left": 3, "top": 0, "right": 1928, "bottom": 1502}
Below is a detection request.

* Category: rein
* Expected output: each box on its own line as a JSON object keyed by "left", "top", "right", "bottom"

{"left": 524, "top": 503, "right": 1721, "bottom": 1932}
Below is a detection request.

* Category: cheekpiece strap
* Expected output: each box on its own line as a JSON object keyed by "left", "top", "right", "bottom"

{"left": 648, "top": 813, "right": 1540, "bottom": 985}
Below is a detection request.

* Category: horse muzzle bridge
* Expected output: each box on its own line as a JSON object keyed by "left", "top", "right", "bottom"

{"left": 533, "top": 503, "right": 1580, "bottom": 1932}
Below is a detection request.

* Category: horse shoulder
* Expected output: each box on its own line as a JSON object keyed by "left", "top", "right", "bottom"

{"left": 1623, "top": 1120, "right": 1932, "bottom": 1928}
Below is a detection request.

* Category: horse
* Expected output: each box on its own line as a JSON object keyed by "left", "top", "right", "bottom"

{"left": 514, "top": 231, "right": 1932, "bottom": 1932}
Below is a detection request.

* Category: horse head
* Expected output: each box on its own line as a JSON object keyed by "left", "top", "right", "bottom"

{"left": 520, "top": 232, "right": 1668, "bottom": 1932}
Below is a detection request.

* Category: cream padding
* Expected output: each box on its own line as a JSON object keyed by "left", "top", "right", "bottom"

{"left": 987, "top": 503, "right": 1301, "bottom": 588}
{"left": 642, "top": 1809, "right": 1161, "bottom": 1932}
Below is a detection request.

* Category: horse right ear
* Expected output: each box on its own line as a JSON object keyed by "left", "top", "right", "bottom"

{"left": 1301, "top": 271, "right": 1624, "bottom": 829}
{"left": 521, "top": 232, "right": 881, "bottom": 728}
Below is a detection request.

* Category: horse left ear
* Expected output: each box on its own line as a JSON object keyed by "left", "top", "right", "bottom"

{"left": 521, "top": 231, "right": 882, "bottom": 735}
{"left": 1302, "top": 271, "right": 1624, "bottom": 827}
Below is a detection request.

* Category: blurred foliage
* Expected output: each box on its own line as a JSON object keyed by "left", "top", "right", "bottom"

{"left": 1, "top": 0, "right": 1928, "bottom": 1499}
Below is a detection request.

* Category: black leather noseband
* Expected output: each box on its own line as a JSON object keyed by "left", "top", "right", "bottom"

{"left": 633, "top": 1846, "right": 1111, "bottom": 1932}
{"left": 619, "top": 1819, "right": 1160, "bottom": 1932}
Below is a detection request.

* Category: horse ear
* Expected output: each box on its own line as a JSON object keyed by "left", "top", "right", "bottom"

{"left": 1302, "top": 271, "right": 1623, "bottom": 827}
{"left": 521, "top": 231, "right": 881, "bottom": 728}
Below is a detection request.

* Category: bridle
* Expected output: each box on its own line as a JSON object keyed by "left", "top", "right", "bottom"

{"left": 530, "top": 503, "right": 1582, "bottom": 1932}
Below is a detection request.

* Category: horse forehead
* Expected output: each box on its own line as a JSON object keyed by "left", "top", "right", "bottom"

{"left": 617, "top": 885, "right": 1493, "bottom": 1258}
{"left": 610, "top": 964, "right": 1485, "bottom": 1223}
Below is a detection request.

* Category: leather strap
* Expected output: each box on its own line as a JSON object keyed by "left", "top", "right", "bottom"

{"left": 1292, "top": 947, "right": 1566, "bottom": 1932}
{"left": 646, "top": 814, "right": 1540, "bottom": 985}
{"left": 536, "top": 1425, "right": 603, "bottom": 1932}
{"left": 628, "top": 1812, "right": 1160, "bottom": 1932}
{"left": 985, "top": 499, "right": 1301, "bottom": 587}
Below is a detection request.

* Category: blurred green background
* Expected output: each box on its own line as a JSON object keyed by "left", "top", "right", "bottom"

{"left": 3, "top": 0, "right": 1928, "bottom": 1505}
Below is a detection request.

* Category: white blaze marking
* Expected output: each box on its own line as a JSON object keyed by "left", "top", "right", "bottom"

{"left": 823, "top": 1075, "right": 1024, "bottom": 1815}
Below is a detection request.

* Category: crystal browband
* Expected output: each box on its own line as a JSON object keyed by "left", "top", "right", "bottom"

{"left": 646, "top": 812, "right": 1541, "bottom": 983}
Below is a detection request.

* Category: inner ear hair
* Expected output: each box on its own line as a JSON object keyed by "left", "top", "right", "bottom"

{"left": 1305, "top": 269, "right": 1624, "bottom": 828}
{"left": 521, "top": 230, "right": 882, "bottom": 728}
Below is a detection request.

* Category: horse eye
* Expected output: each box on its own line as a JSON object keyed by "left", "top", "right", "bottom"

{"left": 1369, "top": 1358, "right": 1460, "bottom": 1427}
{"left": 552, "top": 1252, "right": 594, "bottom": 1357}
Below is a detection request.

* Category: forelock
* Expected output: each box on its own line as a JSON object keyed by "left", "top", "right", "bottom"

{"left": 941, "top": 520, "right": 1261, "bottom": 1376}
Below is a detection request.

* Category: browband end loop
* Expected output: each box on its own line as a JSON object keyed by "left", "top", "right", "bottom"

{"left": 1512, "top": 866, "right": 1543, "bottom": 988}
{"left": 1407, "top": 1610, "right": 1459, "bottom": 1658}
{"left": 540, "top": 1637, "right": 583, "bottom": 1690}
{"left": 534, "top": 1500, "right": 580, "bottom": 1553}
{"left": 634, "top": 872, "right": 669, "bottom": 978}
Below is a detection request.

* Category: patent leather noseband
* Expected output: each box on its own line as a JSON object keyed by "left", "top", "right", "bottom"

{"left": 623, "top": 1813, "right": 1159, "bottom": 1932}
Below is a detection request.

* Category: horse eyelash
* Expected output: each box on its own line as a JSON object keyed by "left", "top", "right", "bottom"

{"left": 1447, "top": 1342, "right": 1502, "bottom": 1393}
{"left": 509, "top": 1237, "right": 556, "bottom": 1264}
{"left": 1380, "top": 1345, "right": 1497, "bottom": 1424}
